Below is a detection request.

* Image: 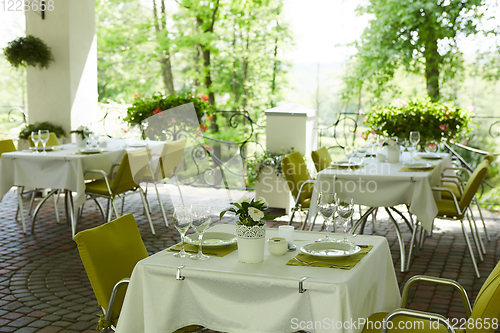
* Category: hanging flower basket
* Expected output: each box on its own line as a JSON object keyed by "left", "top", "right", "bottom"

{"left": 4, "top": 35, "right": 54, "bottom": 69}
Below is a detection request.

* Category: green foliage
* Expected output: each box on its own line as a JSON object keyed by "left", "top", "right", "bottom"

{"left": 4, "top": 35, "right": 54, "bottom": 69}
{"left": 123, "top": 92, "right": 213, "bottom": 137}
{"left": 246, "top": 148, "right": 294, "bottom": 185}
{"left": 345, "top": 0, "right": 486, "bottom": 102}
{"left": 70, "top": 126, "right": 92, "bottom": 140}
{"left": 363, "top": 98, "right": 471, "bottom": 143}
{"left": 19, "top": 122, "right": 66, "bottom": 140}
{"left": 220, "top": 197, "right": 273, "bottom": 226}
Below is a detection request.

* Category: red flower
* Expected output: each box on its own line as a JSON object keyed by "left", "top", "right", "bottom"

{"left": 439, "top": 124, "right": 449, "bottom": 131}
{"left": 361, "top": 133, "right": 367, "bottom": 140}
{"left": 198, "top": 94, "right": 209, "bottom": 102}
{"left": 153, "top": 107, "right": 163, "bottom": 115}
{"left": 123, "top": 129, "right": 128, "bottom": 134}
{"left": 371, "top": 130, "right": 375, "bottom": 135}
{"left": 200, "top": 124, "right": 208, "bottom": 132}
{"left": 358, "top": 109, "right": 364, "bottom": 115}
{"left": 133, "top": 93, "right": 140, "bottom": 98}
{"left": 205, "top": 145, "right": 210, "bottom": 151}
{"left": 363, "top": 115, "right": 369, "bottom": 122}
{"left": 205, "top": 115, "right": 213, "bottom": 121}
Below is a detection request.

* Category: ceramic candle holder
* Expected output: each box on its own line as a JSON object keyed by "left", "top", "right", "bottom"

{"left": 267, "top": 237, "right": 288, "bottom": 256}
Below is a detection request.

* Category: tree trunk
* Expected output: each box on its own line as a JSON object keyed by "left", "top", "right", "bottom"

{"left": 424, "top": 35, "right": 440, "bottom": 102}
{"left": 232, "top": 21, "right": 239, "bottom": 110}
{"left": 153, "top": 0, "right": 174, "bottom": 95}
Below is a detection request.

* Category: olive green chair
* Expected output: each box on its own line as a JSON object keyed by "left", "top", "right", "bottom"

{"left": 28, "top": 132, "right": 59, "bottom": 147}
{"left": 74, "top": 214, "right": 148, "bottom": 333}
{"left": 441, "top": 154, "right": 494, "bottom": 245}
{"left": 362, "top": 259, "right": 500, "bottom": 332}
{"left": 84, "top": 153, "right": 155, "bottom": 234}
{"left": 282, "top": 151, "right": 316, "bottom": 230}
{"left": 311, "top": 147, "right": 332, "bottom": 172}
{"left": 432, "top": 160, "right": 489, "bottom": 278}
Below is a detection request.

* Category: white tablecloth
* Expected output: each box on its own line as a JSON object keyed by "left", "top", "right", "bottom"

{"left": 310, "top": 153, "right": 452, "bottom": 230}
{"left": 0, "top": 145, "right": 126, "bottom": 206}
{"left": 116, "top": 224, "right": 401, "bottom": 333}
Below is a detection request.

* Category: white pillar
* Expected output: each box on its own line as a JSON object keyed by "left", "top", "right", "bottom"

{"left": 25, "top": 0, "right": 98, "bottom": 138}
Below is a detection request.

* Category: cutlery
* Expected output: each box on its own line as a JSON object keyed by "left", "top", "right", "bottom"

{"left": 169, "top": 248, "right": 220, "bottom": 256}
{"left": 293, "top": 257, "right": 350, "bottom": 267}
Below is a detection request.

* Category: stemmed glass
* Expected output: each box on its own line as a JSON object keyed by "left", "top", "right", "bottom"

{"left": 173, "top": 207, "right": 192, "bottom": 258}
{"left": 190, "top": 205, "right": 211, "bottom": 260}
{"left": 39, "top": 130, "right": 50, "bottom": 154}
{"left": 410, "top": 131, "right": 420, "bottom": 149}
{"left": 337, "top": 197, "right": 354, "bottom": 244}
{"left": 344, "top": 145, "right": 354, "bottom": 171}
{"left": 317, "top": 192, "right": 337, "bottom": 242}
{"left": 425, "top": 140, "right": 439, "bottom": 153}
{"left": 353, "top": 144, "right": 366, "bottom": 172}
{"left": 31, "top": 131, "right": 40, "bottom": 153}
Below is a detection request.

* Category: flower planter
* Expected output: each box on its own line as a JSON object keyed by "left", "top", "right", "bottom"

{"left": 236, "top": 223, "right": 266, "bottom": 264}
{"left": 254, "top": 166, "right": 294, "bottom": 214}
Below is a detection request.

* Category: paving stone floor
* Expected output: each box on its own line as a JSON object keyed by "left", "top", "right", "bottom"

{"left": 0, "top": 184, "right": 499, "bottom": 332}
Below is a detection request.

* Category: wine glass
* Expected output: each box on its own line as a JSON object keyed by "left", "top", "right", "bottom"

{"left": 190, "top": 205, "right": 211, "bottom": 260}
{"left": 173, "top": 207, "right": 192, "bottom": 258}
{"left": 344, "top": 145, "right": 354, "bottom": 171}
{"left": 409, "top": 131, "right": 420, "bottom": 149}
{"left": 39, "top": 130, "right": 50, "bottom": 154}
{"left": 353, "top": 144, "right": 366, "bottom": 172}
{"left": 31, "top": 131, "right": 40, "bottom": 153}
{"left": 424, "top": 140, "right": 439, "bottom": 153}
{"left": 337, "top": 197, "right": 354, "bottom": 244}
{"left": 317, "top": 192, "right": 337, "bottom": 242}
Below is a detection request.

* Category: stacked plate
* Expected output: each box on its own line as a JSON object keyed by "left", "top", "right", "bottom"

{"left": 185, "top": 232, "right": 237, "bottom": 247}
{"left": 300, "top": 242, "right": 361, "bottom": 258}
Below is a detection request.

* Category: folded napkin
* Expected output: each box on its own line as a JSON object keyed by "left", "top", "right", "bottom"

{"left": 414, "top": 156, "right": 443, "bottom": 161}
{"left": 328, "top": 163, "right": 367, "bottom": 170}
{"left": 286, "top": 245, "right": 373, "bottom": 270}
{"left": 167, "top": 242, "right": 237, "bottom": 257}
{"left": 398, "top": 165, "right": 436, "bottom": 172}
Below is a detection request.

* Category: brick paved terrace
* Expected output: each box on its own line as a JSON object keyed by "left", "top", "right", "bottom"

{"left": 0, "top": 184, "right": 499, "bottom": 332}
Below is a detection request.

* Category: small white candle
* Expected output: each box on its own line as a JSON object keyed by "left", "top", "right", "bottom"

{"left": 278, "top": 225, "right": 294, "bottom": 249}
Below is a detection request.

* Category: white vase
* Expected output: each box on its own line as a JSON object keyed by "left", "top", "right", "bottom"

{"left": 387, "top": 144, "right": 400, "bottom": 163}
{"left": 76, "top": 136, "right": 87, "bottom": 148}
{"left": 236, "top": 223, "right": 266, "bottom": 264}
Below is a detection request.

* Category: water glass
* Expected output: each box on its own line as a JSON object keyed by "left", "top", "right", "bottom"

{"left": 31, "top": 131, "right": 40, "bottom": 153}
{"left": 409, "top": 131, "right": 420, "bottom": 149}
{"left": 424, "top": 140, "right": 439, "bottom": 153}
{"left": 344, "top": 146, "right": 354, "bottom": 171}
{"left": 190, "top": 205, "right": 211, "bottom": 260}
{"left": 317, "top": 192, "right": 337, "bottom": 242}
{"left": 173, "top": 207, "right": 192, "bottom": 258}
{"left": 39, "top": 130, "right": 50, "bottom": 154}
{"left": 337, "top": 197, "right": 354, "bottom": 244}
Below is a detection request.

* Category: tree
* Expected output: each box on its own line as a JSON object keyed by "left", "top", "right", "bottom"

{"left": 349, "top": 0, "right": 485, "bottom": 102}
{"left": 152, "top": 0, "right": 175, "bottom": 95}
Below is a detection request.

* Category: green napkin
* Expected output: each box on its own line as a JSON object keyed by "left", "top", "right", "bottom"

{"left": 286, "top": 245, "right": 373, "bottom": 270}
{"left": 398, "top": 165, "right": 435, "bottom": 172}
{"left": 328, "top": 163, "right": 367, "bottom": 170}
{"left": 167, "top": 242, "right": 237, "bottom": 257}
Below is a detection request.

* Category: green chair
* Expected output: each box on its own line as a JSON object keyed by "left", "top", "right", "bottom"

{"left": 441, "top": 154, "right": 494, "bottom": 244}
{"left": 311, "top": 147, "right": 332, "bottom": 172}
{"left": 84, "top": 153, "right": 156, "bottom": 234}
{"left": 282, "top": 151, "right": 316, "bottom": 230}
{"left": 362, "top": 259, "right": 500, "bottom": 332}
{"left": 432, "top": 160, "right": 489, "bottom": 278}
{"left": 74, "top": 214, "right": 149, "bottom": 333}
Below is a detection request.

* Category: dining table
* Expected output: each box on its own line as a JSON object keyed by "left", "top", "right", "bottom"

{"left": 0, "top": 139, "right": 164, "bottom": 237}
{"left": 309, "top": 151, "right": 453, "bottom": 272}
{"left": 115, "top": 224, "right": 401, "bottom": 333}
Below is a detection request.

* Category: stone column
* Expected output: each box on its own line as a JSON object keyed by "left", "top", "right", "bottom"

{"left": 25, "top": 0, "right": 98, "bottom": 138}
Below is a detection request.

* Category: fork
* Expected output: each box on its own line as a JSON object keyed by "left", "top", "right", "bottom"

{"left": 293, "top": 257, "right": 350, "bottom": 267}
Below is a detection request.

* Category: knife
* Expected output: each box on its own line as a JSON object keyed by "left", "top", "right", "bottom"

{"left": 169, "top": 248, "right": 221, "bottom": 256}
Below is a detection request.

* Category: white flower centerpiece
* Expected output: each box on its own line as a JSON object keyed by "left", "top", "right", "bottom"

{"left": 220, "top": 196, "right": 273, "bottom": 263}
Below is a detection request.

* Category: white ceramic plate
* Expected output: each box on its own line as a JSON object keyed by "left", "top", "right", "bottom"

{"left": 128, "top": 142, "right": 148, "bottom": 148}
{"left": 403, "top": 162, "right": 433, "bottom": 169}
{"left": 29, "top": 146, "right": 60, "bottom": 152}
{"left": 300, "top": 242, "right": 361, "bottom": 258}
{"left": 185, "top": 232, "right": 237, "bottom": 247}
{"left": 418, "top": 153, "right": 442, "bottom": 160}
{"left": 78, "top": 148, "right": 103, "bottom": 154}
{"left": 329, "top": 161, "right": 361, "bottom": 168}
